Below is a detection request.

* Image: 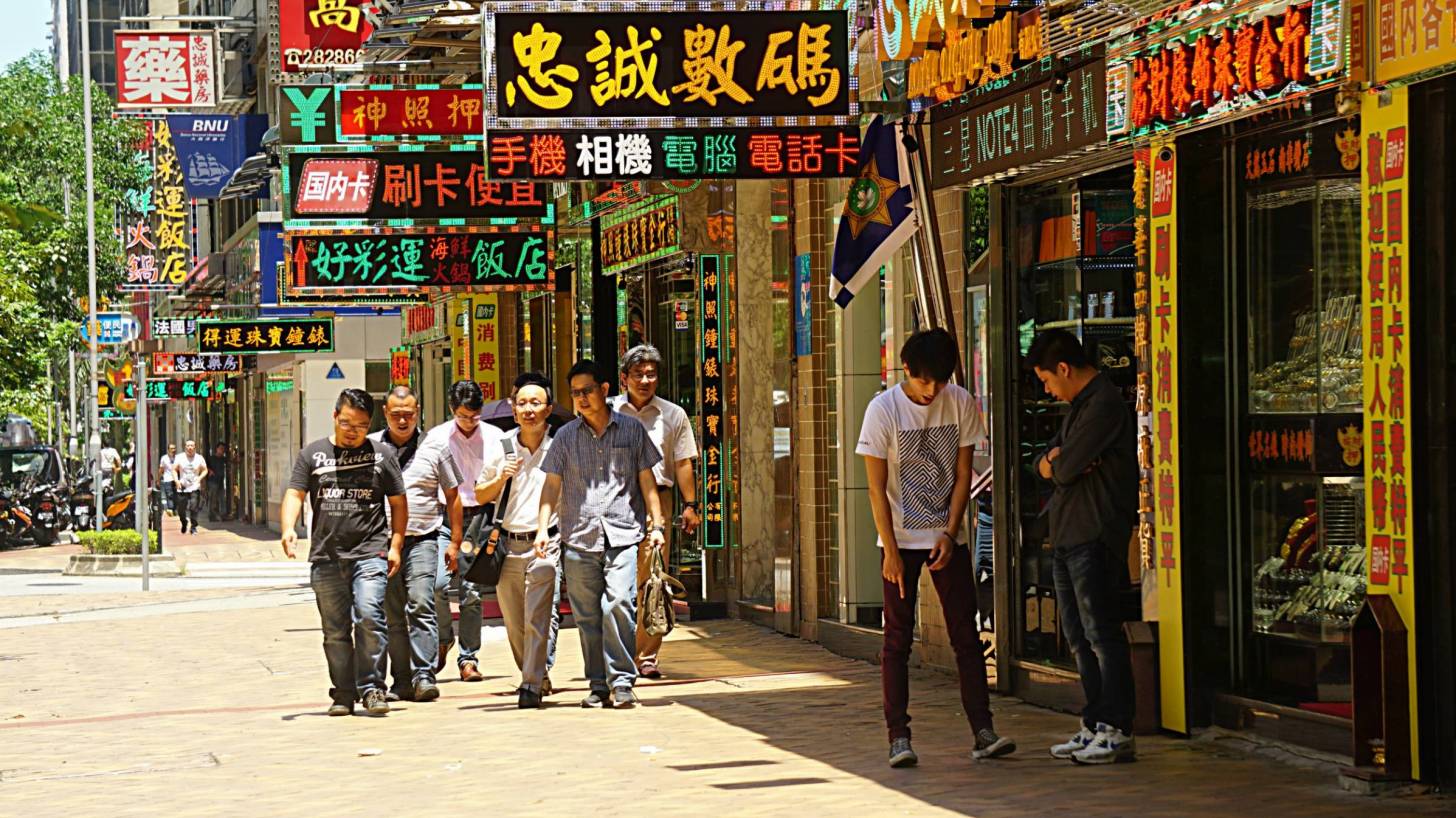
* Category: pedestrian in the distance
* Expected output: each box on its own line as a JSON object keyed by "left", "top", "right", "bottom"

{"left": 158, "top": 443, "right": 177, "bottom": 515}
{"left": 857, "top": 328, "right": 1015, "bottom": 768}
{"left": 1028, "top": 328, "right": 1138, "bottom": 764}
{"left": 369, "top": 386, "right": 463, "bottom": 704}
{"left": 610, "top": 345, "right": 700, "bottom": 680}
{"left": 280, "top": 388, "right": 407, "bottom": 717}
{"left": 174, "top": 440, "right": 208, "bottom": 534}
{"left": 207, "top": 442, "right": 228, "bottom": 520}
{"left": 536, "top": 360, "right": 665, "bottom": 709}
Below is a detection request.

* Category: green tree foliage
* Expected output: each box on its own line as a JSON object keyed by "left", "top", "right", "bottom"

{"left": 0, "top": 53, "right": 145, "bottom": 424}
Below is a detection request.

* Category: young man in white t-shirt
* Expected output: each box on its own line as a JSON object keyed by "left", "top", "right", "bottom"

{"left": 856, "top": 328, "right": 1015, "bottom": 769}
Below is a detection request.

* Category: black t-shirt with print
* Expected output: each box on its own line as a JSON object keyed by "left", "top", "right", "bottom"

{"left": 288, "top": 437, "right": 405, "bottom": 562}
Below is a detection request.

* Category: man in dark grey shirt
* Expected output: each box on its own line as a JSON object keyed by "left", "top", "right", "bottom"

{"left": 1028, "top": 329, "right": 1138, "bottom": 765}
{"left": 536, "top": 359, "right": 665, "bottom": 709}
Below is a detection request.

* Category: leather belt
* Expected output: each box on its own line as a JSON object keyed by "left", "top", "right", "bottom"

{"left": 504, "top": 527, "right": 558, "bottom": 541}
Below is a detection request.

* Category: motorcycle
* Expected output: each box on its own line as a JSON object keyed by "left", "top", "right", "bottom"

{"left": 0, "top": 485, "right": 23, "bottom": 545}
{"left": 22, "top": 478, "right": 69, "bottom": 545}
{"left": 70, "top": 477, "right": 135, "bottom": 532}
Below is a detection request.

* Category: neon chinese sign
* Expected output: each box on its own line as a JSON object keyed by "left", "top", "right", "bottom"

{"left": 485, "top": 5, "right": 855, "bottom": 127}
{"left": 285, "top": 227, "right": 555, "bottom": 291}
{"left": 283, "top": 149, "right": 550, "bottom": 221}
{"left": 197, "top": 318, "right": 335, "bottom": 354}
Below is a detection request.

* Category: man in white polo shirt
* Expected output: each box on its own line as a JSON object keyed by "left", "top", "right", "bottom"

{"left": 610, "top": 344, "right": 699, "bottom": 680}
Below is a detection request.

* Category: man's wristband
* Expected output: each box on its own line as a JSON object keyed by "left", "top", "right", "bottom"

{"left": 681, "top": 500, "right": 698, "bottom": 511}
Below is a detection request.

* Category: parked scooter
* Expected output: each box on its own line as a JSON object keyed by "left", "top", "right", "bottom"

{"left": 70, "top": 475, "right": 135, "bottom": 532}
{"left": 21, "top": 477, "right": 70, "bottom": 545}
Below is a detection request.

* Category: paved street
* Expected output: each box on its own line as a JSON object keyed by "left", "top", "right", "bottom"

{"left": 0, "top": 578, "right": 1447, "bottom": 817}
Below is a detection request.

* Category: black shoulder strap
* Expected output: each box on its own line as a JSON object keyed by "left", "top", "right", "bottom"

{"left": 491, "top": 437, "right": 516, "bottom": 526}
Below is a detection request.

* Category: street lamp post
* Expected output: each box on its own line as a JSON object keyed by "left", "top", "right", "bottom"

{"left": 80, "top": 0, "right": 102, "bottom": 530}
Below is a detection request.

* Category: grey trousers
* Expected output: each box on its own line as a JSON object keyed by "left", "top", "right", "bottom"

{"left": 496, "top": 536, "right": 560, "bottom": 693}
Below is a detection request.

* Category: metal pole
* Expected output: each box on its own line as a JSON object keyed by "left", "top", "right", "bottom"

{"left": 67, "top": 347, "right": 77, "bottom": 459}
{"left": 55, "top": 0, "right": 69, "bottom": 91}
{"left": 136, "top": 354, "right": 149, "bottom": 590}
{"left": 902, "top": 116, "right": 966, "bottom": 385}
{"left": 80, "top": 0, "right": 102, "bottom": 531}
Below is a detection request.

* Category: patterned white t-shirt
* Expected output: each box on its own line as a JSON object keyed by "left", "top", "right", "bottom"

{"left": 855, "top": 383, "right": 985, "bottom": 549}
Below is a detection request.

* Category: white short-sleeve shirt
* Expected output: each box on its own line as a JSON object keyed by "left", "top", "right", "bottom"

{"left": 854, "top": 383, "right": 985, "bottom": 549}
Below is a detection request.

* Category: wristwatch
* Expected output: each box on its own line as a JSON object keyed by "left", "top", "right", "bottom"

{"left": 682, "top": 500, "right": 699, "bottom": 511}
{"left": 650, "top": 525, "right": 667, "bottom": 534}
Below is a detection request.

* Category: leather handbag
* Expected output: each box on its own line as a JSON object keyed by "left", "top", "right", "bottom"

{"left": 461, "top": 438, "right": 515, "bottom": 587}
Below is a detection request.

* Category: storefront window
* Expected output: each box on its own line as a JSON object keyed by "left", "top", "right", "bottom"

{"left": 1244, "top": 173, "right": 1365, "bottom": 707}
{"left": 1011, "top": 168, "right": 1138, "bottom": 668}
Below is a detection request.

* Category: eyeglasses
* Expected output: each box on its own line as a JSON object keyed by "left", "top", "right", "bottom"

{"left": 569, "top": 387, "right": 599, "bottom": 399}
{"left": 336, "top": 419, "right": 370, "bottom": 433}
{"left": 628, "top": 370, "right": 659, "bottom": 382}
{"left": 514, "top": 399, "right": 547, "bottom": 409}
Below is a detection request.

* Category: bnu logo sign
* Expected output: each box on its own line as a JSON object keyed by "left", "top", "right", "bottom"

{"left": 191, "top": 119, "right": 231, "bottom": 133}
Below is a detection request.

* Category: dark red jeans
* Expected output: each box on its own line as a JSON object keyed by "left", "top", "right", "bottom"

{"left": 881, "top": 544, "right": 993, "bottom": 741}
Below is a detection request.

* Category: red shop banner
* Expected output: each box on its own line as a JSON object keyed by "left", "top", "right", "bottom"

{"left": 278, "top": 0, "right": 374, "bottom": 74}
{"left": 339, "top": 87, "right": 486, "bottom": 139}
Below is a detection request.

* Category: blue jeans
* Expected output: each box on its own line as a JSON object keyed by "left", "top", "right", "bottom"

{"left": 546, "top": 556, "right": 561, "bottom": 673}
{"left": 435, "top": 522, "right": 484, "bottom": 665}
{"left": 1053, "top": 538, "right": 1135, "bottom": 734}
{"left": 310, "top": 557, "right": 389, "bottom": 704}
{"left": 562, "top": 544, "right": 638, "bottom": 694}
{"left": 161, "top": 482, "right": 175, "bottom": 511}
{"left": 380, "top": 533, "right": 439, "bottom": 692}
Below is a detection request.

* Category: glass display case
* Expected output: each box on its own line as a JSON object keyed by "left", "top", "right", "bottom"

{"left": 1243, "top": 173, "right": 1364, "bottom": 705}
{"left": 1012, "top": 170, "right": 1138, "bottom": 666}
{"left": 1247, "top": 180, "right": 1363, "bottom": 414}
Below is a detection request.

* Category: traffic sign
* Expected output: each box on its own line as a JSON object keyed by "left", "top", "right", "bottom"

{"left": 79, "top": 312, "right": 141, "bottom": 345}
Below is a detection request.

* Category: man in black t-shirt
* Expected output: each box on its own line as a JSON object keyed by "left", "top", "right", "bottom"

{"left": 281, "top": 388, "right": 408, "bottom": 717}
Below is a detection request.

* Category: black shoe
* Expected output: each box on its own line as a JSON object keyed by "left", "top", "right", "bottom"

{"left": 580, "top": 691, "right": 609, "bottom": 708}
{"left": 362, "top": 688, "right": 390, "bottom": 716}
{"left": 612, "top": 688, "right": 638, "bottom": 709}
{"left": 518, "top": 688, "right": 543, "bottom": 709}
{"left": 413, "top": 679, "right": 440, "bottom": 702}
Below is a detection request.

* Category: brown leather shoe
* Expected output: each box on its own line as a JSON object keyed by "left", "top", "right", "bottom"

{"left": 436, "top": 639, "right": 453, "bottom": 674}
{"left": 460, "top": 661, "right": 483, "bottom": 682}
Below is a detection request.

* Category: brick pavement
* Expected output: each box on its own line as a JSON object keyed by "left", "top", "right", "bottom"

{"left": 0, "top": 514, "right": 289, "bottom": 574}
{"left": 0, "top": 594, "right": 1447, "bottom": 817}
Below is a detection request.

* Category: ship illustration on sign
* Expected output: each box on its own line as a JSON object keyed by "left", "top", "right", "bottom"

{"left": 188, "top": 152, "right": 233, "bottom": 188}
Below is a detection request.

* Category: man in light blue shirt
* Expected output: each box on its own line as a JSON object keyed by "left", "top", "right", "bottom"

{"left": 536, "top": 360, "right": 665, "bottom": 709}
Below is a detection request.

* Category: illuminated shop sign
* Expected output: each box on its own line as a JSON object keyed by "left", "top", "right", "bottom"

{"left": 600, "top": 199, "right": 680, "bottom": 274}
{"left": 115, "top": 30, "right": 217, "bottom": 109}
{"left": 485, "top": 6, "right": 854, "bottom": 126}
{"left": 278, "top": 0, "right": 373, "bottom": 75}
{"left": 339, "top": 86, "right": 485, "bottom": 140}
{"left": 891, "top": 6, "right": 1048, "bottom": 104}
{"left": 484, "top": 126, "right": 859, "bottom": 180}
{"left": 698, "top": 253, "right": 728, "bottom": 549}
{"left": 1110, "top": 3, "right": 1337, "bottom": 135}
{"left": 929, "top": 58, "right": 1106, "bottom": 189}
{"left": 145, "top": 379, "right": 227, "bottom": 400}
{"left": 285, "top": 227, "right": 554, "bottom": 291}
{"left": 283, "top": 149, "right": 550, "bottom": 221}
{"left": 151, "top": 353, "right": 246, "bottom": 375}
{"left": 1372, "top": 0, "right": 1456, "bottom": 82}
{"left": 197, "top": 318, "right": 335, "bottom": 354}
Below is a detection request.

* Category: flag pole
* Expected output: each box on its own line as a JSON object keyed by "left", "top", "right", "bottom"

{"left": 900, "top": 115, "right": 965, "bottom": 385}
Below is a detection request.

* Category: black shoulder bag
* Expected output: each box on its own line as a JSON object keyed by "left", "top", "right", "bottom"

{"left": 461, "top": 437, "right": 515, "bottom": 586}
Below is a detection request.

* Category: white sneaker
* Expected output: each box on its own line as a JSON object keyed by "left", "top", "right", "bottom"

{"left": 1072, "top": 723, "right": 1137, "bottom": 765}
{"left": 1049, "top": 726, "right": 1097, "bottom": 759}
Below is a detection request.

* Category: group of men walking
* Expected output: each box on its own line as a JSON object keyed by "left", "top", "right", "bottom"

{"left": 156, "top": 440, "right": 211, "bottom": 534}
{"left": 281, "top": 346, "right": 697, "bottom": 717}
{"left": 281, "top": 325, "right": 1136, "bottom": 772}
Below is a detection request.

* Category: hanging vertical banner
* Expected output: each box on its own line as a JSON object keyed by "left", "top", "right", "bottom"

{"left": 699, "top": 254, "right": 726, "bottom": 549}
{"left": 1148, "top": 138, "right": 1185, "bottom": 734}
{"left": 390, "top": 346, "right": 411, "bottom": 387}
{"left": 1361, "top": 87, "right": 1418, "bottom": 777}
{"left": 121, "top": 122, "right": 158, "bottom": 291}
{"left": 153, "top": 119, "right": 190, "bottom": 289}
{"left": 471, "top": 294, "right": 502, "bottom": 402}
{"left": 449, "top": 295, "right": 472, "bottom": 384}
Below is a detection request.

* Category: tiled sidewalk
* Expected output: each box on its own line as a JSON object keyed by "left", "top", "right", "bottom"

{"left": 0, "top": 597, "right": 1445, "bottom": 817}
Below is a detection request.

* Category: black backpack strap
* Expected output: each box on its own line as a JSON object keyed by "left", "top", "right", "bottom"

{"left": 491, "top": 436, "right": 517, "bottom": 527}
